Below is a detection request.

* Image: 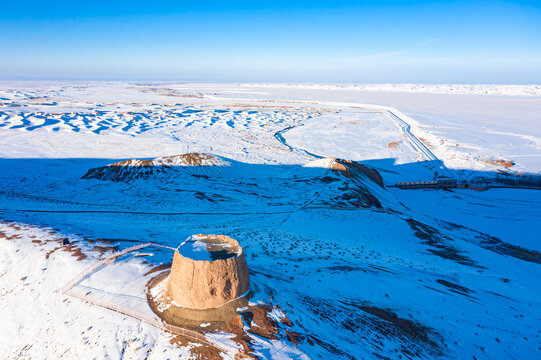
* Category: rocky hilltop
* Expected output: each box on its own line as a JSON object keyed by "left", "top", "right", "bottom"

{"left": 304, "top": 157, "right": 387, "bottom": 208}
{"left": 304, "top": 157, "right": 384, "bottom": 187}
{"left": 81, "top": 153, "right": 230, "bottom": 182}
{"left": 80, "top": 153, "right": 390, "bottom": 210}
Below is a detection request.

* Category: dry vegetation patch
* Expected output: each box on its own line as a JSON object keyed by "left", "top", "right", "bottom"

{"left": 387, "top": 140, "right": 402, "bottom": 149}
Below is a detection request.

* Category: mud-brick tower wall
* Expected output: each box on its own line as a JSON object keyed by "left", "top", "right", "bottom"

{"left": 169, "top": 235, "right": 250, "bottom": 309}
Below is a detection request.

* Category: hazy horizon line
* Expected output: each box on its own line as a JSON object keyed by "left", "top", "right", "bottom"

{"left": 0, "top": 78, "right": 539, "bottom": 86}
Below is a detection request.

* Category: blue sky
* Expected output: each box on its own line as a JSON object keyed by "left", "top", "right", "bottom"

{"left": 1, "top": 1, "right": 540, "bottom": 83}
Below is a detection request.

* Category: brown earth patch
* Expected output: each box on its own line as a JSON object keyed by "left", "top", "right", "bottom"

{"left": 406, "top": 218, "right": 480, "bottom": 268}
{"left": 286, "top": 330, "right": 303, "bottom": 345}
{"left": 300, "top": 294, "right": 442, "bottom": 359}
{"left": 92, "top": 245, "right": 119, "bottom": 256}
{"left": 387, "top": 141, "right": 402, "bottom": 149}
{"left": 483, "top": 158, "right": 515, "bottom": 168}
{"left": 82, "top": 153, "right": 227, "bottom": 182}
{"left": 144, "top": 263, "right": 172, "bottom": 276}
{"left": 147, "top": 271, "right": 296, "bottom": 358}
{"left": 1, "top": 222, "right": 90, "bottom": 261}
{"left": 333, "top": 159, "right": 384, "bottom": 188}
{"left": 306, "top": 334, "right": 355, "bottom": 359}
{"left": 107, "top": 153, "right": 220, "bottom": 167}
{"left": 442, "top": 222, "right": 541, "bottom": 265}
{"left": 357, "top": 304, "right": 438, "bottom": 346}
{"left": 334, "top": 184, "right": 383, "bottom": 209}
{"left": 0, "top": 222, "right": 24, "bottom": 240}
{"left": 419, "top": 137, "right": 434, "bottom": 149}
{"left": 168, "top": 334, "right": 225, "bottom": 360}
{"left": 243, "top": 304, "right": 280, "bottom": 340}
{"left": 436, "top": 279, "right": 474, "bottom": 298}
{"left": 45, "top": 244, "right": 87, "bottom": 261}
{"left": 221, "top": 315, "right": 256, "bottom": 357}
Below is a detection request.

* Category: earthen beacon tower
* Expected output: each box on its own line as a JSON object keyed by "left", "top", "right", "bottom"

{"left": 168, "top": 235, "right": 250, "bottom": 309}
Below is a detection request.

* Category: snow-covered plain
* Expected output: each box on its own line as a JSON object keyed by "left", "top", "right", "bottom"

{"left": 0, "top": 82, "right": 540, "bottom": 360}
{"left": 243, "top": 83, "right": 541, "bottom": 96}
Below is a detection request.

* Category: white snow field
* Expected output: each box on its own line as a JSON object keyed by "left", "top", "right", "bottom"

{"left": 0, "top": 82, "right": 540, "bottom": 360}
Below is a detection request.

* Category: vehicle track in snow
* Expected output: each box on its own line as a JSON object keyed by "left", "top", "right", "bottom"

{"left": 382, "top": 109, "right": 455, "bottom": 178}
{"left": 383, "top": 110, "right": 437, "bottom": 162}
